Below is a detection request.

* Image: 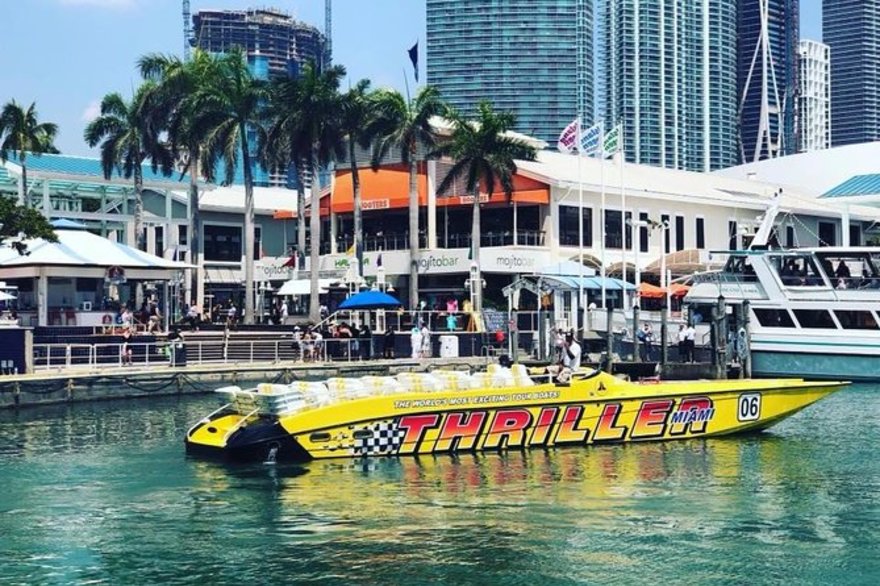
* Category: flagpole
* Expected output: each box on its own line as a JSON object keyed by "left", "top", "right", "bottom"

{"left": 600, "top": 121, "right": 607, "bottom": 310}
{"left": 577, "top": 120, "right": 584, "bottom": 338}
{"left": 619, "top": 122, "right": 627, "bottom": 308}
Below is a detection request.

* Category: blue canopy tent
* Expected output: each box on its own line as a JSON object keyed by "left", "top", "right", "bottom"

{"left": 338, "top": 290, "right": 403, "bottom": 310}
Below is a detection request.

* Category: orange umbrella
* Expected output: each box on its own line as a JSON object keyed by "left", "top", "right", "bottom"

{"left": 669, "top": 283, "right": 691, "bottom": 297}
{"left": 638, "top": 282, "right": 666, "bottom": 299}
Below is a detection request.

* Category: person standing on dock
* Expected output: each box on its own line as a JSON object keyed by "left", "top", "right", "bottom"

{"left": 678, "top": 325, "right": 687, "bottom": 362}
{"left": 685, "top": 324, "right": 696, "bottom": 362}
{"left": 410, "top": 324, "right": 423, "bottom": 359}
{"left": 421, "top": 321, "right": 432, "bottom": 358}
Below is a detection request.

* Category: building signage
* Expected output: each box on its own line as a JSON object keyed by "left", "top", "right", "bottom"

{"left": 256, "top": 257, "right": 294, "bottom": 281}
{"left": 362, "top": 199, "right": 390, "bottom": 210}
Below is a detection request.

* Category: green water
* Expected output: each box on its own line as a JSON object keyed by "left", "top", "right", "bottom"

{"left": 0, "top": 386, "right": 878, "bottom": 585}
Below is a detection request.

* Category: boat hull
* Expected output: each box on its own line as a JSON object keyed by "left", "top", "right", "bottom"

{"left": 753, "top": 349, "right": 880, "bottom": 381}
{"left": 186, "top": 373, "right": 845, "bottom": 463}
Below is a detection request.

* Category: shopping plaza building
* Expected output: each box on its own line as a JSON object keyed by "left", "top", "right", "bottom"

{"left": 2, "top": 142, "right": 879, "bottom": 318}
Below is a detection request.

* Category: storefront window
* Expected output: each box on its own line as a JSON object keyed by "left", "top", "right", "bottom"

{"left": 204, "top": 225, "right": 242, "bottom": 262}
{"left": 559, "top": 205, "right": 592, "bottom": 247}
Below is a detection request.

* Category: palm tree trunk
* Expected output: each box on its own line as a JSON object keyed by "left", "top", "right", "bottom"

{"left": 134, "top": 163, "right": 144, "bottom": 250}
{"left": 309, "top": 145, "right": 321, "bottom": 324}
{"left": 241, "top": 125, "right": 256, "bottom": 325}
{"left": 408, "top": 155, "right": 419, "bottom": 310}
{"left": 471, "top": 188, "right": 482, "bottom": 312}
{"left": 296, "top": 156, "right": 307, "bottom": 270}
{"left": 350, "top": 141, "right": 363, "bottom": 277}
{"left": 20, "top": 154, "right": 28, "bottom": 209}
{"left": 188, "top": 148, "right": 201, "bottom": 311}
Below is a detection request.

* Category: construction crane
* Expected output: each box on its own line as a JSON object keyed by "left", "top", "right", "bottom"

{"left": 182, "top": 0, "right": 192, "bottom": 61}
{"left": 324, "top": 0, "right": 332, "bottom": 67}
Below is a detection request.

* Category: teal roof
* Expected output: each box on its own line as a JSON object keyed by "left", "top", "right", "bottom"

{"left": 3, "top": 152, "right": 191, "bottom": 187}
{"left": 822, "top": 174, "right": 880, "bottom": 198}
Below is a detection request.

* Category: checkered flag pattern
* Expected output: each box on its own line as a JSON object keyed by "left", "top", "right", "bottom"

{"left": 352, "top": 419, "right": 406, "bottom": 456}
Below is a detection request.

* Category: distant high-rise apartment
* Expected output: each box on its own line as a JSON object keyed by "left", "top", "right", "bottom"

{"left": 193, "top": 8, "right": 326, "bottom": 187}
{"left": 426, "top": 0, "right": 592, "bottom": 146}
{"left": 193, "top": 8, "right": 325, "bottom": 78}
{"left": 824, "top": 0, "right": 880, "bottom": 146}
{"left": 737, "top": 0, "right": 800, "bottom": 162}
{"left": 798, "top": 40, "right": 831, "bottom": 153}
{"left": 603, "top": 0, "right": 738, "bottom": 172}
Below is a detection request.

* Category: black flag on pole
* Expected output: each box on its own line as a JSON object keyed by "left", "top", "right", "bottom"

{"left": 408, "top": 41, "right": 419, "bottom": 83}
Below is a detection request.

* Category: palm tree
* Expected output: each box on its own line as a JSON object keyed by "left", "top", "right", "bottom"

{"left": 432, "top": 101, "right": 537, "bottom": 311}
{"left": 139, "top": 49, "right": 223, "bottom": 308}
{"left": 0, "top": 100, "right": 58, "bottom": 208}
{"left": 188, "top": 47, "right": 268, "bottom": 324}
{"left": 339, "top": 79, "right": 377, "bottom": 278}
{"left": 84, "top": 84, "right": 173, "bottom": 251}
{"left": 265, "top": 63, "right": 345, "bottom": 323}
{"left": 371, "top": 86, "right": 446, "bottom": 310}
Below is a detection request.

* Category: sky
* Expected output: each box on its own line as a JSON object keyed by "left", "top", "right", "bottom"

{"left": 2, "top": 0, "right": 821, "bottom": 156}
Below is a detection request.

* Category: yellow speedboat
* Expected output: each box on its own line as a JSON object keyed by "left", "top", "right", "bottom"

{"left": 185, "top": 365, "right": 846, "bottom": 463}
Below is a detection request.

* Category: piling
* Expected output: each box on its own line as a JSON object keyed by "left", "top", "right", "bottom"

{"left": 715, "top": 296, "right": 728, "bottom": 380}
{"left": 742, "top": 300, "right": 752, "bottom": 378}
{"left": 632, "top": 304, "right": 641, "bottom": 363}
{"left": 605, "top": 306, "right": 614, "bottom": 373}
{"left": 660, "top": 304, "right": 668, "bottom": 368}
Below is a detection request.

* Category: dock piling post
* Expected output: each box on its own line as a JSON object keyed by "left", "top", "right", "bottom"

{"left": 605, "top": 306, "right": 614, "bottom": 373}
{"left": 715, "top": 295, "right": 727, "bottom": 380}
{"left": 660, "top": 304, "right": 668, "bottom": 368}
{"left": 742, "top": 300, "right": 752, "bottom": 378}
{"left": 633, "top": 304, "right": 641, "bottom": 362}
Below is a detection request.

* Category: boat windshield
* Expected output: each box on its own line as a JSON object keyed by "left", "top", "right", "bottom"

{"left": 769, "top": 253, "right": 828, "bottom": 287}
{"left": 816, "top": 251, "right": 880, "bottom": 290}
{"left": 722, "top": 255, "right": 758, "bottom": 282}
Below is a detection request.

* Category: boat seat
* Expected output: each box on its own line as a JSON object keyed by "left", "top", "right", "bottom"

{"left": 326, "top": 377, "right": 369, "bottom": 400}
{"left": 359, "top": 376, "right": 404, "bottom": 395}
{"left": 470, "top": 371, "right": 515, "bottom": 389}
{"left": 431, "top": 370, "right": 472, "bottom": 391}
{"left": 396, "top": 372, "right": 442, "bottom": 393}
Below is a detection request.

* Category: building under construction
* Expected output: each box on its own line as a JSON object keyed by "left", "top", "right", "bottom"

{"left": 193, "top": 7, "right": 326, "bottom": 79}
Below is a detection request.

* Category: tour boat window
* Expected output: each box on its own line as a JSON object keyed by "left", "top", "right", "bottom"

{"left": 772, "top": 254, "right": 827, "bottom": 287}
{"left": 723, "top": 255, "right": 758, "bottom": 281}
{"left": 816, "top": 253, "right": 879, "bottom": 289}
{"left": 833, "top": 311, "right": 879, "bottom": 330}
{"left": 309, "top": 432, "right": 331, "bottom": 443}
{"left": 793, "top": 309, "right": 838, "bottom": 329}
{"left": 753, "top": 308, "right": 796, "bottom": 328}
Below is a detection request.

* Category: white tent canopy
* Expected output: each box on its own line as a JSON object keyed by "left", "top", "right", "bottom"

{"left": 277, "top": 278, "right": 335, "bottom": 296}
{"left": 0, "top": 223, "right": 190, "bottom": 270}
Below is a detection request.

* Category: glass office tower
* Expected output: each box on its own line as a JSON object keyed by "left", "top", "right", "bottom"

{"left": 426, "top": 0, "right": 593, "bottom": 146}
{"left": 823, "top": 0, "right": 880, "bottom": 146}
{"left": 603, "top": 0, "right": 738, "bottom": 172}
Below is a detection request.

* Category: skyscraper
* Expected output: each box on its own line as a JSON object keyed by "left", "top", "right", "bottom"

{"left": 798, "top": 39, "right": 831, "bottom": 153}
{"left": 824, "top": 0, "right": 880, "bottom": 146}
{"left": 193, "top": 8, "right": 325, "bottom": 78}
{"left": 426, "top": 0, "right": 592, "bottom": 146}
{"left": 737, "top": 0, "right": 799, "bottom": 163}
{"left": 193, "top": 8, "right": 326, "bottom": 187}
{"left": 603, "top": 0, "right": 738, "bottom": 172}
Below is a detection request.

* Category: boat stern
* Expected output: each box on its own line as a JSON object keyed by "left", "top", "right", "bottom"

{"left": 185, "top": 412, "right": 311, "bottom": 462}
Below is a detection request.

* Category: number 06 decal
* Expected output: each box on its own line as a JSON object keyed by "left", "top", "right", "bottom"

{"left": 737, "top": 393, "right": 761, "bottom": 422}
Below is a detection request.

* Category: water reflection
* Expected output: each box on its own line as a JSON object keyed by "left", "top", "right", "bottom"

{"left": 0, "top": 389, "right": 878, "bottom": 584}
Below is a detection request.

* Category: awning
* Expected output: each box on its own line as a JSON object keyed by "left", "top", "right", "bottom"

{"left": 277, "top": 278, "right": 334, "bottom": 296}
{"left": 542, "top": 275, "right": 635, "bottom": 291}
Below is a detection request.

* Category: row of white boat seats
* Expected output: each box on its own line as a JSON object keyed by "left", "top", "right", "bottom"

{"left": 252, "top": 365, "right": 536, "bottom": 408}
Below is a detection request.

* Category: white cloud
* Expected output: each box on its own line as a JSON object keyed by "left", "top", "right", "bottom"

{"left": 81, "top": 100, "right": 101, "bottom": 123}
{"left": 59, "top": 0, "right": 137, "bottom": 8}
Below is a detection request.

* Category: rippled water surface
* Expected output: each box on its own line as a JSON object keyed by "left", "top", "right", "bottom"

{"left": 1, "top": 385, "right": 878, "bottom": 585}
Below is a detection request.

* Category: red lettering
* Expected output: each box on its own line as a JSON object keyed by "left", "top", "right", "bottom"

{"left": 483, "top": 409, "right": 533, "bottom": 449}
{"left": 435, "top": 411, "right": 487, "bottom": 452}
{"left": 528, "top": 407, "right": 558, "bottom": 446}
{"left": 554, "top": 405, "right": 590, "bottom": 445}
{"left": 593, "top": 403, "right": 627, "bottom": 442}
{"left": 397, "top": 414, "right": 440, "bottom": 454}
{"left": 631, "top": 399, "right": 674, "bottom": 439}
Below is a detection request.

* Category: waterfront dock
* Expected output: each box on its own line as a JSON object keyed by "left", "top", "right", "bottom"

{"left": 0, "top": 356, "right": 488, "bottom": 409}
